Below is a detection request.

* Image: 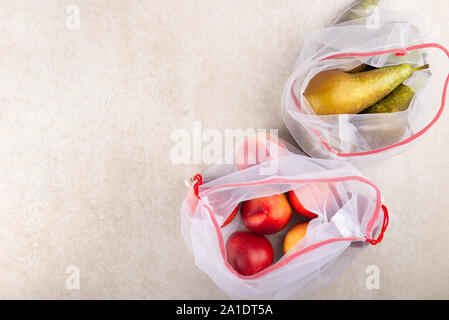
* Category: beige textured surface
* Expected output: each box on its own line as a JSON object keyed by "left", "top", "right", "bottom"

{"left": 0, "top": 0, "right": 448, "bottom": 299}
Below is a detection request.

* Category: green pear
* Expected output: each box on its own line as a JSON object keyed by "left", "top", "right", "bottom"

{"left": 361, "top": 84, "right": 415, "bottom": 114}
{"left": 304, "top": 63, "right": 429, "bottom": 115}
{"left": 335, "top": 0, "right": 379, "bottom": 24}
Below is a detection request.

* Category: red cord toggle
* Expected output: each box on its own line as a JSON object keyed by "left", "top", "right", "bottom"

{"left": 395, "top": 49, "right": 408, "bottom": 56}
{"left": 191, "top": 174, "right": 203, "bottom": 200}
{"left": 366, "top": 205, "right": 389, "bottom": 245}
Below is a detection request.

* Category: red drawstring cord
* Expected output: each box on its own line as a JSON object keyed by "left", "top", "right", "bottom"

{"left": 395, "top": 49, "right": 408, "bottom": 56}
{"left": 191, "top": 174, "right": 203, "bottom": 200}
{"left": 366, "top": 205, "right": 389, "bottom": 245}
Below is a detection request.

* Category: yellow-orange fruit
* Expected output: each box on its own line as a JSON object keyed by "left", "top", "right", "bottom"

{"left": 283, "top": 222, "right": 309, "bottom": 254}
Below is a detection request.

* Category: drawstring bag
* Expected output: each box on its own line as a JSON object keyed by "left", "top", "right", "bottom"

{"left": 181, "top": 134, "right": 388, "bottom": 299}
{"left": 281, "top": 0, "right": 448, "bottom": 164}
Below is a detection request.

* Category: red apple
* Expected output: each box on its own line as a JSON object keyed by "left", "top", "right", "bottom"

{"left": 241, "top": 194, "right": 292, "bottom": 235}
{"left": 220, "top": 205, "right": 239, "bottom": 228}
{"left": 226, "top": 231, "right": 274, "bottom": 276}
{"left": 288, "top": 183, "right": 338, "bottom": 219}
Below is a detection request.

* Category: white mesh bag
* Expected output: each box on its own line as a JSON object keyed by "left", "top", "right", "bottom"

{"left": 281, "top": 0, "right": 448, "bottom": 165}
{"left": 181, "top": 135, "right": 388, "bottom": 299}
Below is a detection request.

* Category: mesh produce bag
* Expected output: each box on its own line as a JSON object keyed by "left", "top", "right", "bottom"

{"left": 181, "top": 135, "right": 388, "bottom": 299}
{"left": 281, "top": 0, "right": 448, "bottom": 164}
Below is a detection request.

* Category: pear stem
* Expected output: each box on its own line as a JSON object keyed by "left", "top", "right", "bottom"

{"left": 412, "top": 64, "right": 430, "bottom": 72}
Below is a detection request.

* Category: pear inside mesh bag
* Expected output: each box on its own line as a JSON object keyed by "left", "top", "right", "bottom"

{"left": 281, "top": 0, "right": 448, "bottom": 164}
{"left": 181, "top": 135, "right": 387, "bottom": 299}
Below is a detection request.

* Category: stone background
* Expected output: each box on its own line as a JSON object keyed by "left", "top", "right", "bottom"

{"left": 0, "top": 0, "right": 448, "bottom": 299}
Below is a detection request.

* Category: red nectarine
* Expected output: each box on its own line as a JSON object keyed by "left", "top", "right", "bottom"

{"left": 226, "top": 231, "right": 274, "bottom": 276}
{"left": 221, "top": 205, "right": 239, "bottom": 228}
{"left": 241, "top": 194, "right": 292, "bottom": 235}
{"left": 288, "top": 183, "right": 337, "bottom": 219}
{"left": 236, "top": 133, "right": 286, "bottom": 171}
